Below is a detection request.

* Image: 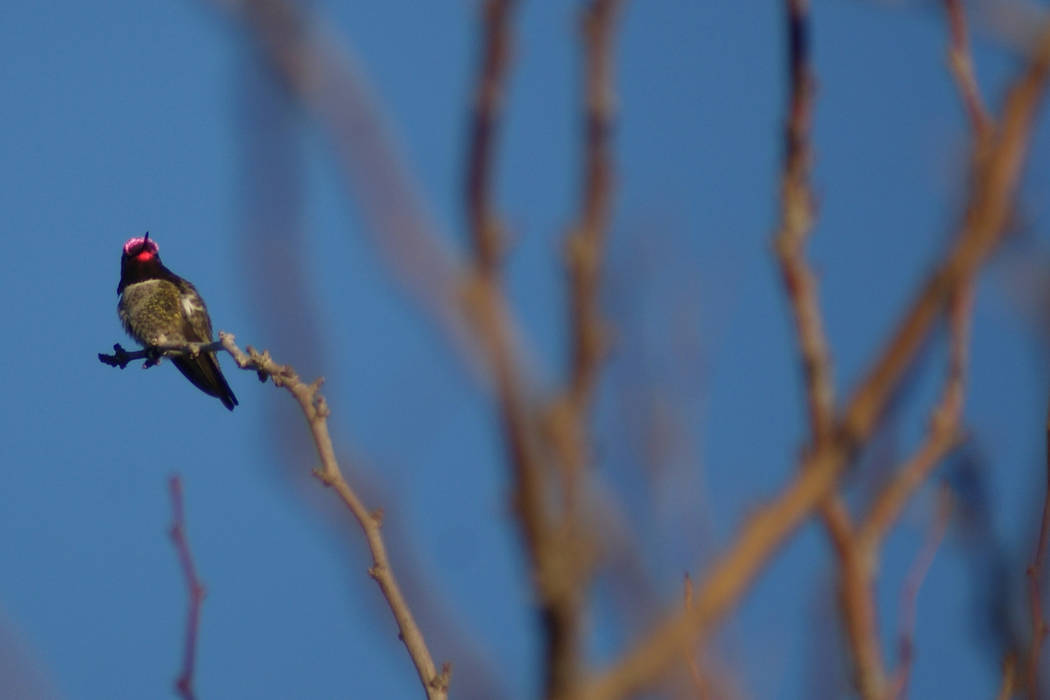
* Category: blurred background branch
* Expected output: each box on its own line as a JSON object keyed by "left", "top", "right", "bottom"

{"left": 168, "top": 475, "right": 205, "bottom": 700}
{"left": 578, "top": 14, "right": 1050, "bottom": 700}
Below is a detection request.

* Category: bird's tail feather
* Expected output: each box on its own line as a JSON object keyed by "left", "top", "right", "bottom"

{"left": 172, "top": 353, "right": 239, "bottom": 411}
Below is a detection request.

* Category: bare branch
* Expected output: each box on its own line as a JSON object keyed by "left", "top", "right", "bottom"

{"left": 577, "top": 24, "right": 1050, "bottom": 700}
{"left": 461, "top": 0, "right": 538, "bottom": 550}
{"left": 102, "top": 334, "right": 451, "bottom": 699}
{"left": 859, "top": 284, "right": 972, "bottom": 549}
{"left": 534, "top": 1, "right": 626, "bottom": 694}
{"left": 466, "top": 0, "right": 517, "bottom": 272}
{"left": 565, "top": 0, "right": 624, "bottom": 412}
{"left": 835, "top": 280, "right": 968, "bottom": 699}
{"left": 890, "top": 485, "right": 953, "bottom": 699}
{"left": 169, "top": 475, "right": 205, "bottom": 700}
{"left": 820, "top": 501, "right": 888, "bottom": 700}
{"left": 217, "top": 333, "right": 451, "bottom": 699}
{"left": 198, "top": 0, "right": 472, "bottom": 363}
{"left": 99, "top": 341, "right": 225, "bottom": 369}
{"left": 461, "top": 3, "right": 588, "bottom": 696}
{"left": 825, "top": 7, "right": 984, "bottom": 693}
{"left": 541, "top": 0, "right": 627, "bottom": 608}
{"left": 774, "top": 0, "right": 836, "bottom": 445}
{"left": 770, "top": 3, "right": 890, "bottom": 695}
{"left": 1026, "top": 401, "right": 1050, "bottom": 698}
{"left": 943, "top": 0, "right": 993, "bottom": 139}
{"left": 838, "top": 25, "right": 1050, "bottom": 448}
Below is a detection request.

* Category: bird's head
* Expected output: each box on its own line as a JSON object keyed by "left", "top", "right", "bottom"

{"left": 118, "top": 232, "right": 164, "bottom": 294}
{"left": 122, "top": 232, "right": 160, "bottom": 263}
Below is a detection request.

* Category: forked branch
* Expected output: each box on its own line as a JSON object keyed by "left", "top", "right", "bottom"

{"left": 577, "top": 22, "right": 1050, "bottom": 700}
{"left": 98, "top": 335, "right": 451, "bottom": 700}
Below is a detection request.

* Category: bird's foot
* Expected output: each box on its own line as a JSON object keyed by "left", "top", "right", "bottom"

{"left": 143, "top": 347, "right": 164, "bottom": 368}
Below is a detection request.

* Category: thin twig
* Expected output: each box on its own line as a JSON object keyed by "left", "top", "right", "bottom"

{"left": 943, "top": 0, "right": 993, "bottom": 140}
{"left": 462, "top": 1, "right": 541, "bottom": 554}
{"left": 100, "top": 335, "right": 451, "bottom": 699}
{"left": 220, "top": 334, "right": 451, "bottom": 699}
{"left": 546, "top": 0, "right": 625, "bottom": 506}
{"left": 99, "top": 341, "right": 224, "bottom": 369}
{"left": 462, "top": 0, "right": 542, "bottom": 604}
{"left": 565, "top": 0, "right": 623, "bottom": 411}
{"left": 837, "top": 277, "right": 971, "bottom": 700}
{"left": 535, "top": 1, "right": 626, "bottom": 694}
{"left": 466, "top": 0, "right": 517, "bottom": 271}
{"left": 545, "top": 0, "right": 627, "bottom": 556}
{"left": 1025, "top": 400, "right": 1050, "bottom": 698}
{"left": 859, "top": 284, "right": 972, "bottom": 549}
{"left": 775, "top": 0, "right": 835, "bottom": 445}
{"left": 838, "top": 22, "right": 1050, "bottom": 447}
{"left": 837, "top": 19, "right": 984, "bottom": 690}
{"left": 168, "top": 475, "right": 205, "bottom": 700}
{"left": 824, "top": 503, "right": 888, "bottom": 700}
{"left": 890, "top": 485, "right": 953, "bottom": 699}
{"left": 463, "top": 2, "right": 598, "bottom": 698}
{"left": 576, "top": 25, "right": 1050, "bottom": 700}
{"left": 771, "top": 3, "right": 888, "bottom": 695}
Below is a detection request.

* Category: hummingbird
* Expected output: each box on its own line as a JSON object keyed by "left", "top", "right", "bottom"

{"left": 117, "top": 233, "right": 239, "bottom": 410}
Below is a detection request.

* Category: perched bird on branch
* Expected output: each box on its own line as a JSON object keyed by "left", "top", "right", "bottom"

{"left": 116, "top": 233, "right": 238, "bottom": 410}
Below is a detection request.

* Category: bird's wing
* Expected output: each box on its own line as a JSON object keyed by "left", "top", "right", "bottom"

{"left": 175, "top": 279, "right": 214, "bottom": 342}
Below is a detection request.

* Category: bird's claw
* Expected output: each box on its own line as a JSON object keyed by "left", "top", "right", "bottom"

{"left": 143, "top": 347, "right": 163, "bottom": 368}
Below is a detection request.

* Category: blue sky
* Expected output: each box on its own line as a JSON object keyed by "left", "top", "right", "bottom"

{"left": 2, "top": 1, "right": 1050, "bottom": 698}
